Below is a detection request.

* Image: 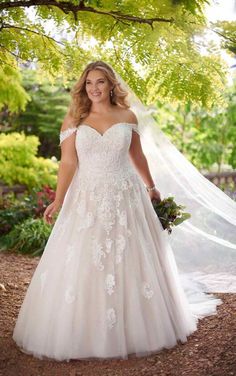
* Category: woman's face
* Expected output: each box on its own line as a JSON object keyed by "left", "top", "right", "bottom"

{"left": 85, "top": 69, "right": 113, "bottom": 104}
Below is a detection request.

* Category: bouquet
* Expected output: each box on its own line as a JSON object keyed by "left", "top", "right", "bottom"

{"left": 151, "top": 196, "right": 191, "bottom": 234}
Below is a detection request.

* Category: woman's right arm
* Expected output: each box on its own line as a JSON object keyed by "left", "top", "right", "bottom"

{"left": 43, "top": 114, "right": 78, "bottom": 224}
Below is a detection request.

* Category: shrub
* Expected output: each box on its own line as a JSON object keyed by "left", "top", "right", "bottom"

{"left": 0, "top": 185, "right": 56, "bottom": 236}
{"left": 0, "top": 132, "right": 58, "bottom": 190}
{"left": 0, "top": 192, "right": 33, "bottom": 235}
{"left": 0, "top": 217, "right": 52, "bottom": 257}
{"left": 28, "top": 185, "right": 56, "bottom": 217}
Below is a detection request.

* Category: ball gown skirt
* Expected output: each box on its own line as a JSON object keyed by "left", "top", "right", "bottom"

{"left": 12, "top": 123, "right": 221, "bottom": 361}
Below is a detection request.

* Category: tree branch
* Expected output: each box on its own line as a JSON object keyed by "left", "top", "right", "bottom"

{"left": 0, "top": 43, "right": 25, "bottom": 60}
{"left": 1, "top": 23, "right": 65, "bottom": 46}
{"left": 211, "top": 28, "right": 236, "bottom": 45}
{"left": 0, "top": 0, "right": 174, "bottom": 28}
{"left": 0, "top": 24, "right": 68, "bottom": 61}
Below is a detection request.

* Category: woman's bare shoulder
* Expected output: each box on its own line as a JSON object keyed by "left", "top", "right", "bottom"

{"left": 61, "top": 113, "right": 78, "bottom": 132}
{"left": 126, "top": 109, "right": 138, "bottom": 124}
{"left": 116, "top": 107, "right": 138, "bottom": 124}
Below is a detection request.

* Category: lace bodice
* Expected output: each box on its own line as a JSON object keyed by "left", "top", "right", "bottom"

{"left": 59, "top": 122, "right": 140, "bottom": 144}
{"left": 59, "top": 122, "right": 141, "bottom": 183}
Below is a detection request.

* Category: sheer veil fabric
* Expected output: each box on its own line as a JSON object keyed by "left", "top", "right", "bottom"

{"left": 117, "top": 72, "right": 236, "bottom": 294}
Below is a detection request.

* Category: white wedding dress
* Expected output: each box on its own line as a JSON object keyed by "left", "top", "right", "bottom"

{"left": 12, "top": 122, "right": 221, "bottom": 361}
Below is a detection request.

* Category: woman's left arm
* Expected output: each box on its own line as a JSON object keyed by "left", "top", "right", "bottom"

{"left": 129, "top": 127, "right": 161, "bottom": 203}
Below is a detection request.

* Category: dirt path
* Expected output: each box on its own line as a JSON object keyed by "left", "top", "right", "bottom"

{"left": 0, "top": 251, "right": 235, "bottom": 376}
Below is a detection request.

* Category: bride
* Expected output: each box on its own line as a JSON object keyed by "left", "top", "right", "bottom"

{"left": 12, "top": 60, "right": 222, "bottom": 362}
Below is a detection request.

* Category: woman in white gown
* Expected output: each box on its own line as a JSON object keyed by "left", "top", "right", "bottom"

{"left": 12, "top": 60, "right": 221, "bottom": 362}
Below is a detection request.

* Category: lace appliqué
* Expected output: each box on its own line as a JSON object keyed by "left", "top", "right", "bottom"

{"left": 142, "top": 282, "right": 154, "bottom": 299}
{"left": 105, "top": 274, "right": 115, "bottom": 295}
{"left": 117, "top": 210, "right": 127, "bottom": 227}
{"left": 97, "top": 195, "right": 117, "bottom": 235}
{"left": 91, "top": 238, "right": 107, "bottom": 271}
{"left": 105, "top": 238, "right": 113, "bottom": 254}
{"left": 106, "top": 308, "right": 116, "bottom": 329}
{"left": 59, "top": 127, "right": 77, "bottom": 145}
{"left": 115, "top": 234, "right": 126, "bottom": 264}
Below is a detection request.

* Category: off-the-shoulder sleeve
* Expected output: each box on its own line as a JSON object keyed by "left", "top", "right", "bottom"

{"left": 59, "top": 127, "right": 77, "bottom": 146}
{"left": 131, "top": 123, "right": 141, "bottom": 135}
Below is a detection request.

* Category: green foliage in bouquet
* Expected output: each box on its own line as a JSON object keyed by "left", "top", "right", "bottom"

{"left": 152, "top": 197, "right": 191, "bottom": 234}
{"left": 0, "top": 218, "right": 52, "bottom": 257}
{"left": 0, "top": 132, "right": 58, "bottom": 190}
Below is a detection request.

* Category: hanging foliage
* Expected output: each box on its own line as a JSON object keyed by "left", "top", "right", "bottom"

{"left": 0, "top": 0, "right": 235, "bottom": 110}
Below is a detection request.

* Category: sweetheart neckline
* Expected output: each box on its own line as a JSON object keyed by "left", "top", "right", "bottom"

{"left": 78, "top": 122, "right": 138, "bottom": 137}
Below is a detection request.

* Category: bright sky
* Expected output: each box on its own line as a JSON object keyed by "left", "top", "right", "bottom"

{"left": 205, "top": 0, "right": 236, "bottom": 21}
{"left": 203, "top": 0, "right": 236, "bottom": 77}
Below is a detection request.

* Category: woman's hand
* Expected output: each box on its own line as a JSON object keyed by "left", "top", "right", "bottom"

{"left": 148, "top": 187, "right": 162, "bottom": 203}
{"left": 43, "top": 200, "right": 62, "bottom": 225}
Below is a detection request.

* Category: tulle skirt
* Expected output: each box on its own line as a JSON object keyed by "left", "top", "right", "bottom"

{"left": 12, "top": 170, "right": 221, "bottom": 361}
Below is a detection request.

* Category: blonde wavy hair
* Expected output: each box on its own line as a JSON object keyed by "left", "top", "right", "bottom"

{"left": 68, "top": 61, "right": 130, "bottom": 123}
